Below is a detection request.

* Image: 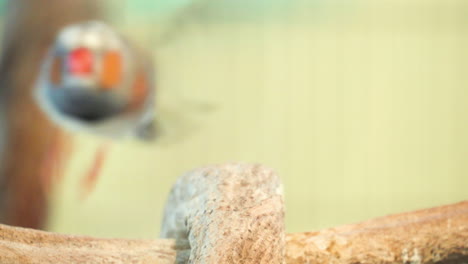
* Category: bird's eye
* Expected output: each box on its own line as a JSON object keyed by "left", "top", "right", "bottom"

{"left": 100, "top": 51, "right": 122, "bottom": 90}
{"left": 67, "top": 47, "right": 94, "bottom": 76}
{"left": 50, "top": 55, "right": 63, "bottom": 86}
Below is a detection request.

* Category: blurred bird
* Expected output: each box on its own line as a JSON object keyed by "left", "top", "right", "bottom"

{"left": 34, "top": 21, "right": 155, "bottom": 197}
{"left": 35, "top": 21, "right": 155, "bottom": 139}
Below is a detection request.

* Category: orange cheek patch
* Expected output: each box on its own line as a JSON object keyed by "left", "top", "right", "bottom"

{"left": 100, "top": 51, "right": 122, "bottom": 90}
{"left": 50, "top": 56, "right": 62, "bottom": 86}
{"left": 129, "top": 71, "right": 149, "bottom": 109}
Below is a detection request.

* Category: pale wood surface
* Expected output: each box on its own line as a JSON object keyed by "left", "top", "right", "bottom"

{"left": 0, "top": 164, "right": 467, "bottom": 263}
{"left": 0, "top": 200, "right": 466, "bottom": 263}
{"left": 160, "top": 164, "right": 285, "bottom": 263}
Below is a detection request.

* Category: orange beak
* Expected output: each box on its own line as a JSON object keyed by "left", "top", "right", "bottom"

{"left": 67, "top": 47, "right": 94, "bottom": 76}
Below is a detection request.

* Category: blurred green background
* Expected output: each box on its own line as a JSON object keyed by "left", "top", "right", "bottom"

{"left": 20, "top": 0, "right": 467, "bottom": 238}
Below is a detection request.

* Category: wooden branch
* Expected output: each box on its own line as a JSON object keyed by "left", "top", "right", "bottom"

{"left": 0, "top": 164, "right": 466, "bottom": 264}
{"left": 160, "top": 164, "right": 286, "bottom": 263}
{"left": 285, "top": 200, "right": 468, "bottom": 264}
{"left": 0, "top": 224, "right": 188, "bottom": 264}
{"left": 0, "top": 201, "right": 466, "bottom": 263}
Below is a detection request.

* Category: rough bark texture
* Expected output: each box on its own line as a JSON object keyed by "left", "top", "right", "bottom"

{"left": 285, "top": 200, "right": 468, "bottom": 264}
{"left": 0, "top": 0, "right": 102, "bottom": 229}
{"left": 160, "top": 164, "right": 286, "bottom": 263}
{"left": 0, "top": 164, "right": 466, "bottom": 264}
{"left": 0, "top": 223, "right": 186, "bottom": 264}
